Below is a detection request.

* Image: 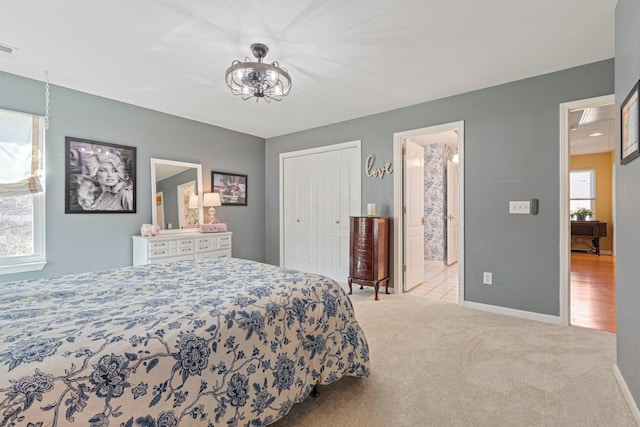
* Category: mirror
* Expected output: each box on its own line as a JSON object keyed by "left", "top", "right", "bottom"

{"left": 150, "top": 158, "right": 203, "bottom": 233}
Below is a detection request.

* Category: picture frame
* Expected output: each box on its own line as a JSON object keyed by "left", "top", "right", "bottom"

{"left": 211, "top": 171, "right": 247, "bottom": 206}
{"left": 65, "top": 137, "right": 136, "bottom": 213}
{"left": 621, "top": 79, "right": 640, "bottom": 165}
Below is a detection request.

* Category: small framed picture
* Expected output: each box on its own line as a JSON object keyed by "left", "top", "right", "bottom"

{"left": 65, "top": 137, "right": 136, "bottom": 213}
{"left": 211, "top": 171, "right": 247, "bottom": 206}
{"left": 621, "top": 80, "right": 639, "bottom": 165}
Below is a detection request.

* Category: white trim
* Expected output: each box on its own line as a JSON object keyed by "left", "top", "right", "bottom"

{"left": 392, "top": 121, "right": 465, "bottom": 303}
{"left": 614, "top": 364, "right": 640, "bottom": 425}
{"left": 278, "top": 140, "right": 362, "bottom": 267}
{"left": 0, "top": 193, "right": 46, "bottom": 277}
{"left": 464, "top": 301, "right": 562, "bottom": 325}
{"left": 424, "top": 260, "right": 447, "bottom": 267}
{"left": 558, "top": 94, "right": 615, "bottom": 326}
{"left": 0, "top": 261, "right": 46, "bottom": 275}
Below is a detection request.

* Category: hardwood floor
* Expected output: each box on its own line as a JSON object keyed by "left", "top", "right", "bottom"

{"left": 570, "top": 252, "right": 616, "bottom": 333}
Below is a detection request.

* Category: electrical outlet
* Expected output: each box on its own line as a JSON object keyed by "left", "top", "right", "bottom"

{"left": 483, "top": 272, "right": 493, "bottom": 285}
{"left": 509, "top": 201, "right": 530, "bottom": 214}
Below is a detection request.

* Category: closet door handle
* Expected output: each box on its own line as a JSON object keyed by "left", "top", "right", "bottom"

{"left": 336, "top": 220, "right": 340, "bottom": 224}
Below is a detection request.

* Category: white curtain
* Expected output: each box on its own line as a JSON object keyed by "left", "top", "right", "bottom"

{"left": 0, "top": 109, "right": 44, "bottom": 198}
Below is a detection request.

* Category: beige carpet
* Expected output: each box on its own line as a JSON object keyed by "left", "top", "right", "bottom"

{"left": 272, "top": 288, "right": 637, "bottom": 427}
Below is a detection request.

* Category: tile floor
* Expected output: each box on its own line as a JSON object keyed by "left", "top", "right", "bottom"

{"left": 408, "top": 261, "right": 459, "bottom": 303}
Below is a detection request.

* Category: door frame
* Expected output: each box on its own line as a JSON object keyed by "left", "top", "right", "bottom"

{"left": 393, "top": 121, "right": 465, "bottom": 304}
{"left": 558, "top": 94, "right": 614, "bottom": 326}
{"left": 279, "top": 140, "right": 362, "bottom": 268}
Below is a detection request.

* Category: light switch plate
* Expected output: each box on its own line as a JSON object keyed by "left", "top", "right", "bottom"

{"left": 509, "top": 201, "right": 530, "bottom": 214}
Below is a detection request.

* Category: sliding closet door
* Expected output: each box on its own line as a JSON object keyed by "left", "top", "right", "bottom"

{"left": 283, "top": 154, "right": 317, "bottom": 274}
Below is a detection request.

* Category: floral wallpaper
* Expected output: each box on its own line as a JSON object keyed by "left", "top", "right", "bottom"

{"left": 424, "top": 143, "right": 456, "bottom": 262}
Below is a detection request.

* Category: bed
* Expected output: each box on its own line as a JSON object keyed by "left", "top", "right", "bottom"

{"left": 0, "top": 258, "right": 370, "bottom": 426}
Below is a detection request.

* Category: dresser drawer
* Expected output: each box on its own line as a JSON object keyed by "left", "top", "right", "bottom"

{"left": 354, "top": 219, "right": 373, "bottom": 233}
{"left": 195, "top": 237, "right": 213, "bottom": 252}
{"left": 176, "top": 238, "right": 194, "bottom": 248}
{"left": 177, "top": 246, "right": 194, "bottom": 255}
{"left": 149, "top": 248, "right": 173, "bottom": 258}
{"left": 217, "top": 235, "right": 231, "bottom": 248}
{"left": 354, "top": 235, "right": 372, "bottom": 248}
{"left": 149, "top": 240, "right": 172, "bottom": 250}
{"left": 353, "top": 270, "right": 373, "bottom": 280}
{"left": 196, "top": 249, "right": 231, "bottom": 260}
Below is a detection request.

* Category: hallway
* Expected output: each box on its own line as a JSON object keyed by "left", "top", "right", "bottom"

{"left": 570, "top": 252, "right": 616, "bottom": 333}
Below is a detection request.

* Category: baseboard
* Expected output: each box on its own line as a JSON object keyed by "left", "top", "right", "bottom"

{"left": 613, "top": 364, "right": 640, "bottom": 425}
{"left": 463, "top": 301, "right": 561, "bottom": 325}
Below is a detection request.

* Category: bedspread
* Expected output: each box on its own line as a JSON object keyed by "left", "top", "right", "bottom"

{"left": 0, "top": 258, "right": 370, "bottom": 426}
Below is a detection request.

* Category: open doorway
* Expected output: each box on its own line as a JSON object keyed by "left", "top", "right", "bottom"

{"left": 560, "top": 95, "right": 616, "bottom": 332}
{"left": 392, "top": 121, "right": 465, "bottom": 304}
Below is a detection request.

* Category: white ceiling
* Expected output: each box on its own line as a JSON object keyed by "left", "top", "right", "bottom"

{"left": 0, "top": 0, "right": 616, "bottom": 139}
{"left": 569, "top": 104, "right": 616, "bottom": 155}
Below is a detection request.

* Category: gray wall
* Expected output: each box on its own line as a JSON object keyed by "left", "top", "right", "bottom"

{"left": 266, "top": 59, "right": 614, "bottom": 316}
{"left": 615, "top": 0, "right": 640, "bottom": 410}
{"left": 0, "top": 71, "right": 265, "bottom": 283}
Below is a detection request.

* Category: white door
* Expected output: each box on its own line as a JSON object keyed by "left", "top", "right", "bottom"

{"left": 316, "top": 147, "right": 361, "bottom": 281}
{"left": 156, "top": 192, "right": 165, "bottom": 229}
{"left": 316, "top": 151, "right": 338, "bottom": 279}
{"left": 176, "top": 180, "right": 195, "bottom": 229}
{"left": 403, "top": 139, "right": 425, "bottom": 291}
{"left": 337, "top": 147, "right": 361, "bottom": 281}
{"left": 446, "top": 160, "right": 459, "bottom": 265}
{"left": 283, "top": 155, "right": 317, "bottom": 274}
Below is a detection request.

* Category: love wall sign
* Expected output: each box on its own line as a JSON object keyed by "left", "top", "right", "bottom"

{"left": 365, "top": 154, "right": 393, "bottom": 179}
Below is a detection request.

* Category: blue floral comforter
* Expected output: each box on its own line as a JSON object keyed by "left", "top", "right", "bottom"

{"left": 0, "top": 258, "right": 370, "bottom": 426}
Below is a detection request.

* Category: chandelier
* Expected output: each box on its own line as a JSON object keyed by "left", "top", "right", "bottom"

{"left": 224, "top": 43, "right": 292, "bottom": 102}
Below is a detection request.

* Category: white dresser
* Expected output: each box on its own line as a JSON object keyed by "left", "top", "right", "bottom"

{"left": 132, "top": 231, "right": 232, "bottom": 265}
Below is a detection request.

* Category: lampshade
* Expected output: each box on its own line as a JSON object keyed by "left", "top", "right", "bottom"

{"left": 203, "top": 192, "right": 222, "bottom": 207}
{"left": 225, "top": 43, "right": 292, "bottom": 102}
{"left": 188, "top": 195, "right": 199, "bottom": 209}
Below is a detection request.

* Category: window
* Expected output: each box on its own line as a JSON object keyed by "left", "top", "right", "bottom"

{"left": 0, "top": 108, "right": 46, "bottom": 274}
{"left": 569, "top": 169, "right": 595, "bottom": 218}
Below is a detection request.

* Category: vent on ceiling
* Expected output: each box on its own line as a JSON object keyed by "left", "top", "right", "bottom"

{"left": 0, "top": 43, "right": 18, "bottom": 59}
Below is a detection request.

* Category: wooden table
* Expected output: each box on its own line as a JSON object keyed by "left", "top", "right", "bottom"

{"left": 571, "top": 220, "right": 607, "bottom": 255}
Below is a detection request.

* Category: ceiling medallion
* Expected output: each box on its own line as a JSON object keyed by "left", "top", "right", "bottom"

{"left": 224, "top": 43, "right": 292, "bottom": 102}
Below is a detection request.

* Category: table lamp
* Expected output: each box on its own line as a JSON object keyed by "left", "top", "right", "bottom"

{"left": 203, "top": 192, "right": 222, "bottom": 224}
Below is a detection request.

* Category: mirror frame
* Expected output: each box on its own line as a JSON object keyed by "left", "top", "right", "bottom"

{"left": 150, "top": 158, "right": 204, "bottom": 234}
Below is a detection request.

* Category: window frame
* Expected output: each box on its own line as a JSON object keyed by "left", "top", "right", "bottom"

{"left": 0, "top": 109, "right": 46, "bottom": 275}
{"left": 569, "top": 168, "right": 596, "bottom": 218}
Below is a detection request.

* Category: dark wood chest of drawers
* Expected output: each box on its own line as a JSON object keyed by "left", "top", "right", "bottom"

{"left": 348, "top": 216, "right": 390, "bottom": 300}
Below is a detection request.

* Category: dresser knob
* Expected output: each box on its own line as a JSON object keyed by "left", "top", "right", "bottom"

{"left": 297, "top": 219, "right": 300, "bottom": 223}
{"left": 336, "top": 220, "right": 340, "bottom": 224}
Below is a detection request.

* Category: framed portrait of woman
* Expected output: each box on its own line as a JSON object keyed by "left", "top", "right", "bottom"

{"left": 65, "top": 137, "right": 137, "bottom": 213}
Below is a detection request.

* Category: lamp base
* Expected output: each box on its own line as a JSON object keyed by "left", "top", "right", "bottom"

{"left": 208, "top": 207, "right": 217, "bottom": 224}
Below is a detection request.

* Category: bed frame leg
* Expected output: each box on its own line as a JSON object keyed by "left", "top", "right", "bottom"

{"left": 311, "top": 384, "right": 319, "bottom": 398}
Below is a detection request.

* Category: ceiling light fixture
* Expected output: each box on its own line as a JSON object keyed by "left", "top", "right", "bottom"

{"left": 224, "top": 43, "right": 292, "bottom": 102}
{"left": 579, "top": 108, "right": 594, "bottom": 125}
